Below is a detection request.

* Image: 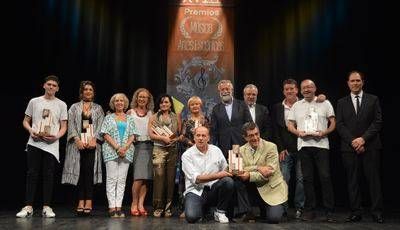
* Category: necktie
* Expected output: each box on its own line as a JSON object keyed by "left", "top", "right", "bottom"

{"left": 355, "top": 95, "right": 361, "bottom": 114}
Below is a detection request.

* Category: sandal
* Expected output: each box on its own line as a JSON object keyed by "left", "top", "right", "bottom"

{"left": 76, "top": 207, "right": 84, "bottom": 216}
{"left": 131, "top": 209, "right": 140, "bottom": 216}
{"left": 83, "top": 208, "right": 92, "bottom": 216}
{"left": 153, "top": 209, "right": 163, "bottom": 218}
{"left": 164, "top": 209, "right": 173, "bottom": 218}
{"left": 139, "top": 209, "right": 148, "bottom": 216}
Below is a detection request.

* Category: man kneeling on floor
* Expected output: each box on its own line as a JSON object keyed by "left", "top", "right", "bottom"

{"left": 182, "top": 126, "right": 234, "bottom": 223}
{"left": 234, "top": 122, "right": 288, "bottom": 223}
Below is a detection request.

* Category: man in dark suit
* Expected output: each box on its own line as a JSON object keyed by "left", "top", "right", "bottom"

{"left": 210, "top": 80, "right": 252, "bottom": 157}
{"left": 336, "top": 71, "right": 383, "bottom": 223}
{"left": 243, "top": 84, "right": 272, "bottom": 141}
{"left": 271, "top": 79, "right": 304, "bottom": 219}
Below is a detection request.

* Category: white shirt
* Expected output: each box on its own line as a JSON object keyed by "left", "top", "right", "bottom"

{"left": 282, "top": 98, "right": 298, "bottom": 126}
{"left": 248, "top": 104, "right": 256, "bottom": 122}
{"left": 182, "top": 144, "right": 228, "bottom": 196}
{"left": 288, "top": 97, "right": 335, "bottom": 150}
{"left": 25, "top": 96, "right": 68, "bottom": 162}
{"left": 132, "top": 110, "right": 152, "bottom": 141}
{"left": 351, "top": 91, "right": 363, "bottom": 113}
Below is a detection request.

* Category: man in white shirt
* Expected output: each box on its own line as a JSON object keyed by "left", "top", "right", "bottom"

{"left": 287, "top": 79, "right": 336, "bottom": 222}
{"left": 16, "top": 75, "right": 68, "bottom": 218}
{"left": 182, "top": 126, "right": 234, "bottom": 223}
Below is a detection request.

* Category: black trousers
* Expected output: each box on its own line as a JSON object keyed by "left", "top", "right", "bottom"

{"left": 342, "top": 149, "right": 383, "bottom": 215}
{"left": 298, "top": 147, "right": 334, "bottom": 213}
{"left": 25, "top": 145, "right": 56, "bottom": 206}
{"left": 77, "top": 149, "right": 95, "bottom": 200}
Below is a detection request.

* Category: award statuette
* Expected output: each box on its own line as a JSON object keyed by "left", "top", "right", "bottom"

{"left": 228, "top": 144, "right": 243, "bottom": 175}
{"left": 150, "top": 120, "right": 177, "bottom": 139}
{"left": 37, "top": 109, "right": 53, "bottom": 137}
{"left": 304, "top": 107, "right": 319, "bottom": 135}
{"left": 80, "top": 120, "right": 94, "bottom": 144}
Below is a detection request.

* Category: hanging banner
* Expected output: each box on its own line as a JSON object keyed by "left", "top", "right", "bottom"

{"left": 167, "top": 0, "right": 235, "bottom": 117}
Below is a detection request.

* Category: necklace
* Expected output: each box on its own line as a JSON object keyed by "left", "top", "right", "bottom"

{"left": 83, "top": 102, "right": 92, "bottom": 116}
{"left": 135, "top": 108, "right": 147, "bottom": 117}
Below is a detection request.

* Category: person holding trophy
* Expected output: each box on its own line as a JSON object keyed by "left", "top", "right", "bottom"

{"left": 233, "top": 122, "right": 288, "bottom": 223}
{"left": 287, "top": 79, "right": 336, "bottom": 222}
{"left": 148, "top": 94, "right": 181, "bottom": 218}
{"left": 17, "top": 75, "right": 68, "bottom": 218}
{"left": 61, "top": 81, "right": 104, "bottom": 216}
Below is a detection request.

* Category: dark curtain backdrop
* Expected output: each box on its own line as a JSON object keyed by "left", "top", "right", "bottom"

{"left": 4, "top": 0, "right": 396, "bottom": 210}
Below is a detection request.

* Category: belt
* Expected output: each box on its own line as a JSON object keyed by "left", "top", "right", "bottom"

{"left": 135, "top": 140, "right": 153, "bottom": 145}
{"left": 136, "top": 135, "right": 151, "bottom": 142}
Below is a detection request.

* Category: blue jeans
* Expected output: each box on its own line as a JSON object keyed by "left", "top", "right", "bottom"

{"left": 280, "top": 151, "right": 304, "bottom": 210}
{"left": 184, "top": 177, "right": 234, "bottom": 223}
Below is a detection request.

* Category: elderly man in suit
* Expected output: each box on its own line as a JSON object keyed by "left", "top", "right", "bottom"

{"left": 234, "top": 122, "right": 288, "bottom": 223}
{"left": 243, "top": 84, "right": 272, "bottom": 141}
{"left": 211, "top": 80, "right": 252, "bottom": 157}
{"left": 336, "top": 71, "right": 383, "bottom": 223}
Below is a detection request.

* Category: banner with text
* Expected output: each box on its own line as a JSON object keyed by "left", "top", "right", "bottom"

{"left": 167, "top": 0, "right": 235, "bottom": 117}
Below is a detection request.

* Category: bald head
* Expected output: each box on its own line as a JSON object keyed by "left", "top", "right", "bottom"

{"left": 194, "top": 126, "right": 210, "bottom": 152}
{"left": 300, "top": 79, "right": 316, "bottom": 101}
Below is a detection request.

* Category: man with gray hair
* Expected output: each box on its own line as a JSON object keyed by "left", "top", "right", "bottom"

{"left": 211, "top": 80, "right": 252, "bottom": 157}
{"left": 243, "top": 84, "right": 272, "bottom": 141}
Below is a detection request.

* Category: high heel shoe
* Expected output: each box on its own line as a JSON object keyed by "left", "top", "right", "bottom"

{"left": 76, "top": 207, "right": 84, "bottom": 217}
{"left": 83, "top": 208, "right": 92, "bottom": 216}
{"left": 131, "top": 209, "right": 140, "bottom": 216}
{"left": 139, "top": 209, "right": 148, "bottom": 216}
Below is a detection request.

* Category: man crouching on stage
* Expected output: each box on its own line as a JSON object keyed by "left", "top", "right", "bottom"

{"left": 182, "top": 126, "right": 234, "bottom": 223}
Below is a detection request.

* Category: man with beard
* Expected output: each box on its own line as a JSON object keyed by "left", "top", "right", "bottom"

{"left": 287, "top": 79, "right": 336, "bottom": 222}
{"left": 210, "top": 80, "right": 252, "bottom": 158}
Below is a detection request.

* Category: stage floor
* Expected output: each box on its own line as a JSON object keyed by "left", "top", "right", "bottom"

{"left": 1, "top": 207, "right": 399, "bottom": 230}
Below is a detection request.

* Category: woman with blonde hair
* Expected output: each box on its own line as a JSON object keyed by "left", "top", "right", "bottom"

{"left": 100, "top": 93, "right": 137, "bottom": 217}
{"left": 127, "top": 88, "right": 154, "bottom": 216}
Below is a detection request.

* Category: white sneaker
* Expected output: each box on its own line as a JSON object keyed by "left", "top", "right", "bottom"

{"left": 16, "top": 206, "right": 33, "bottom": 218}
{"left": 42, "top": 206, "right": 56, "bottom": 218}
{"left": 214, "top": 210, "right": 229, "bottom": 223}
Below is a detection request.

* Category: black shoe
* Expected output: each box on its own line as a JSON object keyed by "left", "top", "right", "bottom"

{"left": 345, "top": 214, "right": 362, "bottom": 222}
{"left": 325, "top": 212, "right": 337, "bottom": 223}
{"left": 372, "top": 214, "right": 384, "bottom": 224}
{"left": 241, "top": 212, "right": 256, "bottom": 223}
{"left": 234, "top": 212, "right": 256, "bottom": 223}
{"left": 301, "top": 211, "right": 315, "bottom": 221}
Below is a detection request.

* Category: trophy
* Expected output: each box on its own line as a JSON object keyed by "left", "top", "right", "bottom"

{"left": 228, "top": 144, "right": 243, "bottom": 175}
{"left": 150, "top": 120, "right": 176, "bottom": 139}
{"left": 37, "top": 109, "right": 53, "bottom": 137}
{"left": 304, "top": 107, "right": 319, "bottom": 135}
{"left": 80, "top": 120, "right": 94, "bottom": 144}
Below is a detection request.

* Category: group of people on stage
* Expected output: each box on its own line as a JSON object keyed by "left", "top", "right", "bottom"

{"left": 16, "top": 71, "right": 384, "bottom": 224}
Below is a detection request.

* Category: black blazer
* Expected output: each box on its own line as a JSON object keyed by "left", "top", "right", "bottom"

{"left": 210, "top": 99, "right": 252, "bottom": 156}
{"left": 271, "top": 102, "right": 298, "bottom": 153}
{"left": 253, "top": 104, "right": 273, "bottom": 141}
{"left": 336, "top": 93, "right": 382, "bottom": 152}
